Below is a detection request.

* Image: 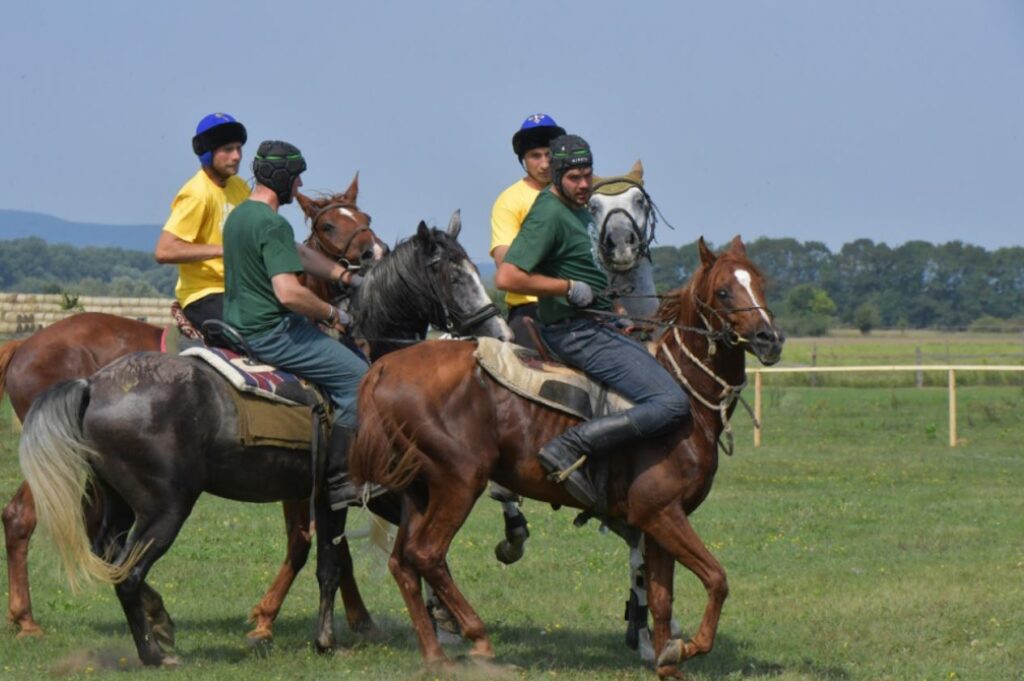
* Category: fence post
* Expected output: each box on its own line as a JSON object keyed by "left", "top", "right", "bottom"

{"left": 915, "top": 347, "right": 923, "bottom": 388}
{"left": 948, "top": 368, "right": 957, "bottom": 447}
{"left": 810, "top": 343, "right": 818, "bottom": 388}
{"left": 754, "top": 371, "right": 762, "bottom": 447}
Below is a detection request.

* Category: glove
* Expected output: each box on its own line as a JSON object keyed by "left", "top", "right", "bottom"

{"left": 326, "top": 305, "right": 351, "bottom": 327}
{"left": 566, "top": 279, "right": 594, "bottom": 308}
{"left": 346, "top": 273, "right": 364, "bottom": 289}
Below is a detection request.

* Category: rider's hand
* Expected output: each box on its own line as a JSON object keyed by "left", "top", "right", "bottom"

{"left": 346, "top": 273, "right": 364, "bottom": 289}
{"left": 615, "top": 317, "right": 636, "bottom": 334}
{"left": 566, "top": 279, "right": 594, "bottom": 308}
{"left": 326, "top": 305, "right": 351, "bottom": 329}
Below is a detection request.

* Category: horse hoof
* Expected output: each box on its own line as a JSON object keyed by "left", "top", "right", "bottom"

{"left": 656, "top": 638, "right": 684, "bottom": 667}
{"left": 160, "top": 655, "right": 181, "bottom": 669}
{"left": 637, "top": 629, "right": 655, "bottom": 666}
{"left": 655, "top": 665, "right": 684, "bottom": 680}
{"left": 246, "top": 630, "right": 274, "bottom": 650}
{"left": 15, "top": 623, "right": 45, "bottom": 639}
{"left": 494, "top": 539, "right": 525, "bottom": 565}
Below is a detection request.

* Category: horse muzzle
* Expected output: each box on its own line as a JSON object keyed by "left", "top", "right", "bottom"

{"left": 747, "top": 325, "right": 785, "bottom": 366}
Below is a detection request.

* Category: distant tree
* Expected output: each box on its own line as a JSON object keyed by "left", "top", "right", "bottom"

{"left": 781, "top": 283, "right": 836, "bottom": 337}
{"left": 853, "top": 301, "right": 881, "bottom": 334}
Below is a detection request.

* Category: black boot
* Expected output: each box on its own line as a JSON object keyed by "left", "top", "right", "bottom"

{"left": 537, "top": 412, "right": 642, "bottom": 508}
{"left": 326, "top": 425, "right": 360, "bottom": 510}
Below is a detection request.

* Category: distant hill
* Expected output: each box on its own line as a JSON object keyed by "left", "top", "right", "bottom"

{"left": 0, "top": 209, "right": 161, "bottom": 253}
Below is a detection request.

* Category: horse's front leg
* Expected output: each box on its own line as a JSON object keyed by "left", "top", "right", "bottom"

{"left": 2, "top": 482, "right": 42, "bottom": 637}
{"left": 646, "top": 512, "right": 728, "bottom": 677}
{"left": 311, "top": 498, "right": 346, "bottom": 653}
{"left": 247, "top": 499, "right": 313, "bottom": 645}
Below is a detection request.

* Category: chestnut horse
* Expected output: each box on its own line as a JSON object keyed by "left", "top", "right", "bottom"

{"left": 0, "top": 174, "right": 382, "bottom": 642}
{"left": 350, "top": 236, "right": 784, "bottom": 679}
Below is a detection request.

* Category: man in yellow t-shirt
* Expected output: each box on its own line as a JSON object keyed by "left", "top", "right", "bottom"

{"left": 490, "top": 113, "right": 565, "bottom": 349}
{"left": 155, "top": 112, "right": 250, "bottom": 329}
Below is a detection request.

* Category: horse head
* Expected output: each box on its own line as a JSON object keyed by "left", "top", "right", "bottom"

{"left": 588, "top": 160, "right": 653, "bottom": 273}
{"left": 296, "top": 172, "right": 388, "bottom": 273}
{"left": 353, "top": 211, "right": 512, "bottom": 347}
{"left": 685, "top": 236, "right": 785, "bottom": 366}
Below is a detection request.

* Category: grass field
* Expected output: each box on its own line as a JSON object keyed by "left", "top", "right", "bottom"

{"left": 1, "top": 336, "right": 1022, "bottom": 680}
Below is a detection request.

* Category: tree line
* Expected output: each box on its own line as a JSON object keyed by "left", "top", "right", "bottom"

{"left": 2, "top": 236, "right": 1022, "bottom": 333}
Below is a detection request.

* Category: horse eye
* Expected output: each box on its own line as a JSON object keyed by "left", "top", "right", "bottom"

{"left": 717, "top": 288, "right": 730, "bottom": 299}
{"left": 321, "top": 222, "right": 335, "bottom": 234}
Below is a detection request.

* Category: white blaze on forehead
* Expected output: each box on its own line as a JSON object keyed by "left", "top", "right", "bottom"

{"left": 735, "top": 268, "right": 772, "bottom": 324}
{"left": 371, "top": 241, "right": 386, "bottom": 260}
{"left": 333, "top": 207, "right": 356, "bottom": 220}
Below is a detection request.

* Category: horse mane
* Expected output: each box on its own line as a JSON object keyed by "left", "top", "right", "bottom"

{"left": 655, "top": 243, "right": 765, "bottom": 327}
{"left": 352, "top": 226, "right": 464, "bottom": 340}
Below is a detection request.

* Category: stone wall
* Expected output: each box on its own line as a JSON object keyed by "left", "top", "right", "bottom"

{"left": 0, "top": 293, "right": 175, "bottom": 334}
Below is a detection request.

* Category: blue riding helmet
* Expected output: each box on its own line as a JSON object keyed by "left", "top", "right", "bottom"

{"left": 511, "top": 113, "right": 566, "bottom": 161}
{"left": 192, "top": 112, "right": 247, "bottom": 167}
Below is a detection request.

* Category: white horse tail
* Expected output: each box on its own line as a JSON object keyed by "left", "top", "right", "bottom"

{"left": 18, "top": 380, "right": 143, "bottom": 591}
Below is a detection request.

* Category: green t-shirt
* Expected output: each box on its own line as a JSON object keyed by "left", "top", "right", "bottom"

{"left": 223, "top": 200, "right": 304, "bottom": 337}
{"left": 504, "top": 190, "right": 610, "bottom": 324}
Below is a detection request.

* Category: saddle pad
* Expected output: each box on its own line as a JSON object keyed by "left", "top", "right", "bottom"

{"left": 474, "top": 337, "right": 634, "bottom": 421}
{"left": 224, "top": 387, "right": 313, "bottom": 451}
{"left": 181, "top": 346, "right": 314, "bottom": 407}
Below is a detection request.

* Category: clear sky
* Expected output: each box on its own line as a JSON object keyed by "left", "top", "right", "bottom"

{"left": 2, "top": 1, "right": 1021, "bottom": 261}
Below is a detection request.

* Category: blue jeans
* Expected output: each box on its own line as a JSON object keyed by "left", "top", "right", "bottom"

{"left": 541, "top": 316, "right": 690, "bottom": 437}
{"left": 246, "top": 314, "right": 368, "bottom": 428}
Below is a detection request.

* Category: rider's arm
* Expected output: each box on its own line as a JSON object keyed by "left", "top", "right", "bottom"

{"left": 154, "top": 230, "right": 223, "bottom": 263}
{"left": 271, "top": 272, "right": 337, "bottom": 322}
{"left": 495, "top": 262, "right": 571, "bottom": 297}
{"left": 295, "top": 243, "right": 355, "bottom": 284}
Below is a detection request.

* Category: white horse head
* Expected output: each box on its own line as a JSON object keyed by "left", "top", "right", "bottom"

{"left": 588, "top": 159, "right": 652, "bottom": 274}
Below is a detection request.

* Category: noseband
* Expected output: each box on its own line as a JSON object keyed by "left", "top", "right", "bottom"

{"left": 695, "top": 295, "right": 775, "bottom": 348}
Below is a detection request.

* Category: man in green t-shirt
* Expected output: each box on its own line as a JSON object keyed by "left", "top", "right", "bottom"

{"left": 496, "top": 134, "right": 692, "bottom": 509}
{"left": 223, "top": 140, "right": 368, "bottom": 510}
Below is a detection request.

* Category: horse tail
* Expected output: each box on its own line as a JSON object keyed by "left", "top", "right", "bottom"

{"left": 18, "top": 380, "right": 144, "bottom": 591}
{"left": 0, "top": 338, "right": 23, "bottom": 406}
{"left": 351, "top": 366, "right": 423, "bottom": 491}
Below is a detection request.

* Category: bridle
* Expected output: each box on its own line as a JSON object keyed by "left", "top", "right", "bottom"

{"left": 590, "top": 177, "right": 659, "bottom": 264}
{"left": 308, "top": 202, "right": 376, "bottom": 272}
{"left": 424, "top": 250, "right": 501, "bottom": 337}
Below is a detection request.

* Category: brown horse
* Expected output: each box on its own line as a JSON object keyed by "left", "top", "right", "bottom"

{"left": 0, "top": 174, "right": 381, "bottom": 641}
{"left": 350, "top": 236, "right": 784, "bottom": 679}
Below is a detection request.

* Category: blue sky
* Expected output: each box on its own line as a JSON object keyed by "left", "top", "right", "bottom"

{"left": 2, "top": 1, "right": 1021, "bottom": 261}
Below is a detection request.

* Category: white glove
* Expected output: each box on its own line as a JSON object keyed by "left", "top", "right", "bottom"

{"left": 566, "top": 279, "right": 594, "bottom": 308}
{"left": 346, "top": 273, "right": 364, "bottom": 289}
{"left": 326, "top": 305, "right": 351, "bottom": 327}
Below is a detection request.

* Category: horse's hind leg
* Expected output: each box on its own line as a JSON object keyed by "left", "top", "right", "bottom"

{"left": 643, "top": 511, "right": 728, "bottom": 679}
{"left": 2, "top": 482, "right": 42, "bottom": 637}
{"left": 400, "top": 486, "right": 494, "bottom": 661}
{"left": 247, "top": 499, "right": 313, "bottom": 645}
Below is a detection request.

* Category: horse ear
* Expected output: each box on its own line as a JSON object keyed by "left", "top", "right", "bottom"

{"left": 446, "top": 209, "right": 462, "bottom": 240}
{"left": 698, "top": 236, "right": 717, "bottom": 267}
{"left": 728, "top": 235, "right": 747, "bottom": 257}
{"left": 629, "top": 159, "right": 644, "bottom": 182}
{"left": 343, "top": 171, "right": 360, "bottom": 202}
{"left": 295, "top": 191, "right": 316, "bottom": 220}
{"left": 416, "top": 220, "right": 431, "bottom": 241}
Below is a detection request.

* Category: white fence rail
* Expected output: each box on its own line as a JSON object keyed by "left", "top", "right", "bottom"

{"left": 749, "top": 365, "right": 1024, "bottom": 448}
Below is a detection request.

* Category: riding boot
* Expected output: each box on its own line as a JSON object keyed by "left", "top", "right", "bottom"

{"left": 537, "top": 412, "right": 642, "bottom": 508}
{"left": 326, "top": 425, "right": 360, "bottom": 511}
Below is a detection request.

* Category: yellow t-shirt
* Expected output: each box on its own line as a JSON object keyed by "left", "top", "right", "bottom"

{"left": 162, "top": 170, "right": 250, "bottom": 307}
{"left": 490, "top": 178, "right": 542, "bottom": 308}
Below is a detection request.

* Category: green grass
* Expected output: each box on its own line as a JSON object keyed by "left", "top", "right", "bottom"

{"left": 1, "top": 383, "right": 1022, "bottom": 680}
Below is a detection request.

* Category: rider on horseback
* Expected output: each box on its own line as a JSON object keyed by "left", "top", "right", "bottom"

{"left": 222, "top": 140, "right": 368, "bottom": 510}
{"left": 495, "top": 134, "right": 692, "bottom": 508}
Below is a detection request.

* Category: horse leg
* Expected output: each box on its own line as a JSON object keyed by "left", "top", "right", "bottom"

{"left": 311, "top": 498, "right": 348, "bottom": 654}
{"left": 112, "top": 508, "right": 196, "bottom": 667}
{"left": 643, "top": 511, "right": 728, "bottom": 678}
{"left": 247, "top": 499, "right": 313, "bottom": 645}
{"left": 2, "top": 482, "right": 42, "bottom": 637}
{"left": 387, "top": 497, "right": 448, "bottom": 667}
{"left": 402, "top": 486, "right": 493, "bottom": 661}
{"left": 490, "top": 484, "right": 529, "bottom": 565}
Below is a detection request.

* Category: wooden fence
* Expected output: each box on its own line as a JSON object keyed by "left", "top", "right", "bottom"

{"left": 749, "top": 365, "right": 1024, "bottom": 448}
{"left": 0, "top": 293, "right": 175, "bottom": 334}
